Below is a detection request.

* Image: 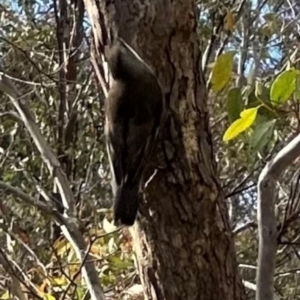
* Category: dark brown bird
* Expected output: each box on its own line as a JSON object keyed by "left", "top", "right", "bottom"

{"left": 105, "top": 38, "right": 163, "bottom": 226}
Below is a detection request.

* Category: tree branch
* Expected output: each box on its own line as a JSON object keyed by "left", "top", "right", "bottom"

{"left": 0, "top": 74, "right": 106, "bottom": 300}
{"left": 256, "top": 134, "right": 300, "bottom": 300}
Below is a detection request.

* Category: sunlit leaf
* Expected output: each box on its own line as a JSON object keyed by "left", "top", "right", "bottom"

{"left": 76, "top": 286, "right": 86, "bottom": 300}
{"left": 295, "top": 75, "right": 300, "bottom": 101}
{"left": 223, "top": 107, "right": 259, "bottom": 141}
{"left": 53, "top": 237, "right": 71, "bottom": 257}
{"left": 43, "top": 293, "right": 56, "bottom": 300}
{"left": 270, "top": 70, "right": 298, "bottom": 104}
{"left": 0, "top": 291, "right": 9, "bottom": 300}
{"left": 211, "top": 52, "right": 235, "bottom": 92}
{"left": 50, "top": 276, "right": 68, "bottom": 286}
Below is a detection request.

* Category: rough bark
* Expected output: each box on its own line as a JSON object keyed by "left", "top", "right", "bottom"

{"left": 84, "top": 0, "right": 246, "bottom": 299}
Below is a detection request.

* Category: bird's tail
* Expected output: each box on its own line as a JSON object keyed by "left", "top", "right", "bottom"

{"left": 113, "top": 183, "right": 140, "bottom": 226}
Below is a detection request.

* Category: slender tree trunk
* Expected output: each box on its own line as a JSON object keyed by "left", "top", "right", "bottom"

{"left": 84, "top": 0, "right": 246, "bottom": 299}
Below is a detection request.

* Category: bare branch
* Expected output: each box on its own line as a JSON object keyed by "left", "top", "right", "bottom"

{"left": 0, "top": 111, "right": 22, "bottom": 122}
{"left": 233, "top": 221, "right": 257, "bottom": 235}
{"left": 256, "top": 134, "right": 300, "bottom": 300}
{"left": 0, "top": 248, "right": 40, "bottom": 300}
{"left": 0, "top": 74, "right": 106, "bottom": 300}
{"left": 0, "top": 73, "right": 75, "bottom": 214}
{"left": 243, "top": 280, "right": 256, "bottom": 291}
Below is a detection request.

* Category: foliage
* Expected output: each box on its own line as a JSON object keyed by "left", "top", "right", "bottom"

{"left": 202, "top": 1, "right": 300, "bottom": 298}
{"left": 0, "top": 1, "right": 136, "bottom": 299}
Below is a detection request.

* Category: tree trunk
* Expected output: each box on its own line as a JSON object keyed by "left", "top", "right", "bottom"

{"left": 84, "top": 0, "right": 246, "bottom": 299}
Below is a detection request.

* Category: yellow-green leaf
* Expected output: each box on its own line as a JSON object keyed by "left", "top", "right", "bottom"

{"left": 223, "top": 107, "right": 259, "bottom": 142}
{"left": 211, "top": 52, "right": 235, "bottom": 92}
{"left": 240, "top": 107, "right": 259, "bottom": 119}
{"left": 295, "top": 75, "right": 300, "bottom": 101}
{"left": 50, "top": 276, "right": 68, "bottom": 286}
{"left": 54, "top": 239, "right": 71, "bottom": 257}
{"left": 270, "top": 70, "right": 298, "bottom": 104}
{"left": 0, "top": 291, "right": 9, "bottom": 300}
{"left": 43, "top": 294, "right": 56, "bottom": 300}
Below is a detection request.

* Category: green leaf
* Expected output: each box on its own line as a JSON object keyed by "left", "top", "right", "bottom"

{"left": 250, "top": 119, "right": 276, "bottom": 151}
{"left": 50, "top": 276, "right": 68, "bottom": 287}
{"left": 108, "top": 256, "right": 133, "bottom": 270}
{"left": 227, "top": 87, "right": 243, "bottom": 122}
{"left": 76, "top": 286, "right": 86, "bottom": 300}
{"left": 211, "top": 52, "right": 235, "bottom": 92}
{"left": 270, "top": 70, "right": 298, "bottom": 104}
{"left": 295, "top": 75, "right": 300, "bottom": 101}
{"left": 223, "top": 107, "right": 259, "bottom": 142}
